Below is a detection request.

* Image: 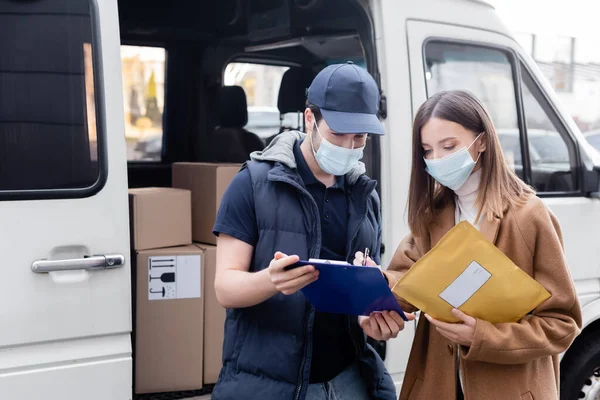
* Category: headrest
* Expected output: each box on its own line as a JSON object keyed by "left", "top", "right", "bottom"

{"left": 219, "top": 86, "right": 248, "bottom": 128}
{"left": 277, "top": 67, "right": 315, "bottom": 114}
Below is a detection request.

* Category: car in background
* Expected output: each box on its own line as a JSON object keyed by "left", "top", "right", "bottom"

{"left": 497, "top": 128, "right": 573, "bottom": 192}
{"left": 584, "top": 129, "right": 600, "bottom": 152}
{"left": 246, "top": 106, "right": 300, "bottom": 140}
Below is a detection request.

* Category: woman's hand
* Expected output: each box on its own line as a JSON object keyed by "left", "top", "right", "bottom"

{"left": 424, "top": 309, "right": 477, "bottom": 346}
{"left": 353, "top": 251, "right": 380, "bottom": 269}
{"left": 359, "top": 311, "right": 415, "bottom": 341}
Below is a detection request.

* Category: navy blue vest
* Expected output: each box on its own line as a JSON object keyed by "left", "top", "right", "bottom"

{"left": 211, "top": 159, "right": 396, "bottom": 400}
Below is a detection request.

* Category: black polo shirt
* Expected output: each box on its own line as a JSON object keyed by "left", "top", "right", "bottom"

{"left": 293, "top": 140, "right": 356, "bottom": 383}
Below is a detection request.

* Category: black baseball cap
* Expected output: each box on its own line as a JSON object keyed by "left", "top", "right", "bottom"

{"left": 307, "top": 62, "right": 385, "bottom": 135}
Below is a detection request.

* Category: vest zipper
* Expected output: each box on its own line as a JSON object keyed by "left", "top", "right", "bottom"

{"left": 269, "top": 170, "right": 337, "bottom": 400}
{"left": 294, "top": 301, "right": 311, "bottom": 400}
{"left": 345, "top": 181, "right": 376, "bottom": 260}
{"left": 293, "top": 183, "right": 319, "bottom": 400}
{"left": 347, "top": 203, "right": 370, "bottom": 260}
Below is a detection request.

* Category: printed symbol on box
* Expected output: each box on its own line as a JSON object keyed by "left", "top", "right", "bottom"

{"left": 148, "top": 255, "right": 201, "bottom": 301}
{"left": 149, "top": 258, "right": 175, "bottom": 271}
{"left": 149, "top": 272, "right": 177, "bottom": 299}
{"left": 149, "top": 272, "right": 176, "bottom": 283}
{"left": 439, "top": 261, "right": 491, "bottom": 308}
{"left": 149, "top": 287, "right": 165, "bottom": 298}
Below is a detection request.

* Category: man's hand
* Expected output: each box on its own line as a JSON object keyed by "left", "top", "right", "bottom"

{"left": 268, "top": 252, "right": 319, "bottom": 295}
{"left": 359, "top": 311, "right": 416, "bottom": 341}
{"left": 424, "top": 309, "right": 477, "bottom": 346}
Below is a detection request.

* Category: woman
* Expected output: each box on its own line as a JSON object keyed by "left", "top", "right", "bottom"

{"left": 357, "top": 90, "right": 582, "bottom": 399}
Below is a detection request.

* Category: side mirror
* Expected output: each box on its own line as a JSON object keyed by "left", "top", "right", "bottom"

{"left": 588, "top": 165, "right": 600, "bottom": 198}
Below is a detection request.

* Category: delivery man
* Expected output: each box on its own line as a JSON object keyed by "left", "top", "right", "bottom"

{"left": 211, "top": 62, "right": 411, "bottom": 400}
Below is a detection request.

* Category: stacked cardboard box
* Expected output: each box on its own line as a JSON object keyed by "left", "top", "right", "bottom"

{"left": 194, "top": 243, "right": 222, "bottom": 384}
{"left": 129, "top": 163, "right": 240, "bottom": 394}
{"left": 172, "top": 163, "right": 240, "bottom": 385}
{"left": 172, "top": 163, "right": 240, "bottom": 245}
{"left": 129, "top": 187, "right": 206, "bottom": 394}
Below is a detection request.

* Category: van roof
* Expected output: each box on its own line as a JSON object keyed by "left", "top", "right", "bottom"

{"left": 463, "top": 0, "right": 495, "bottom": 9}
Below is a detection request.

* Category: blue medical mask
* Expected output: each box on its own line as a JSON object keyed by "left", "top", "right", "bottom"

{"left": 424, "top": 132, "right": 484, "bottom": 191}
{"left": 310, "top": 121, "right": 365, "bottom": 176}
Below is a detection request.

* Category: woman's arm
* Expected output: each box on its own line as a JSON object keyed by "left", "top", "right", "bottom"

{"left": 461, "top": 206, "right": 582, "bottom": 364}
{"left": 381, "top": 234, "right": 424, "bottom": 313}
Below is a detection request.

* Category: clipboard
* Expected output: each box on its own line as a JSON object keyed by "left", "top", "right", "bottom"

{"left": 287, "top": 259, "right": 408, "bottom": 319}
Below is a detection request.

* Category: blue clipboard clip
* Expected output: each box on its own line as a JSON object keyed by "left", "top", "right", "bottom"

{"left": 285, "top": 259, "right": 408, "bottom": 320}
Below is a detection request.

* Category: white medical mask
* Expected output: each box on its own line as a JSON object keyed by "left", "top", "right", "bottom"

{"left": 310, "top": 121, "right": 364, "bottom": 176}
{"left": 424, "top": 132, "right": 484, "bottom": 191}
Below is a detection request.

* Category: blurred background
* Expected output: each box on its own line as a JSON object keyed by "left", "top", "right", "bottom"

{"left": 120, "top": 0, "right": 600, "bottom": 160}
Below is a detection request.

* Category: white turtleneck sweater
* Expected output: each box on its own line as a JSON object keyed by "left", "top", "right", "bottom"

{"left": 453, "top": 168, "right": 482, "bottom": 393}
{"left": 454, "top": 169, "right": 482, "bottom": 229}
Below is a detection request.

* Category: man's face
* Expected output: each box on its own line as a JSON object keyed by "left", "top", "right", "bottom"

{"left": 306, "top": 110, "right": 368, "bottom": 150}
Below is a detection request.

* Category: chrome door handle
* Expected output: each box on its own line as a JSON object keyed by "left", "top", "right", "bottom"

{"left": 31, "top": 254, "right": 125, "bottom": 273}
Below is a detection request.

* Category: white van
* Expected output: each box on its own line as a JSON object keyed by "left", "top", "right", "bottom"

{"left": 2, "top": 0, "right": 599, "bottom": 399}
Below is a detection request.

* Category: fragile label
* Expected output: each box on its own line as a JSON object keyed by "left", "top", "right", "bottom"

{"left": 148, "top": 255, "right": 201, "bottom": 301}
{"left": 439, "top": 261, "right": 491, "bottom": 308}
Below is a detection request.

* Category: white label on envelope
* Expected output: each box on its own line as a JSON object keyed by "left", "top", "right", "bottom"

{"left": 439, "top": 261, "right": 491, "bottom": 308}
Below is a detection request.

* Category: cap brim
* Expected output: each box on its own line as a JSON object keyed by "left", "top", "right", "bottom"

{"left": 320, "top": 108, "right": 385, "bottom": 135}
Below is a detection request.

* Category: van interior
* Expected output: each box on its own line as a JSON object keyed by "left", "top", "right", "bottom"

{"left": 0, "top": 0, "right": 385, "bottom": 397}
{"left": 120, "top": 0, "right": 383, "bottom": 192}
{"left": 117, "top": 0, "right": 385, "bottom": 397}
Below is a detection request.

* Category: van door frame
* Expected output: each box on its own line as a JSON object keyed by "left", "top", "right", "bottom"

{"left": 409, "top": 22, "right": 588, "bottom": 198}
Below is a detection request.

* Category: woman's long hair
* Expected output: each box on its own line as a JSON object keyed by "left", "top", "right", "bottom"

{"left": 408, "top": 90, "right": 534, "bottom": 236}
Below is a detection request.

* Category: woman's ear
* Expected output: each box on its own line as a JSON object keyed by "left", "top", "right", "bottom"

{"left": 478, "top": 132, "right": 487, "bottom": 153}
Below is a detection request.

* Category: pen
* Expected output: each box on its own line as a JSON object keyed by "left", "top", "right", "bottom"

{"left": 363, "top": 247, "right": 369, "bottom": 266}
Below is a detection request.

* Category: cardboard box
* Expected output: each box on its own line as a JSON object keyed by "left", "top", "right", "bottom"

{"left": 129, "top": 187, "right": 192, "bottom": 251}
{"left": 195, "top": 243, "right": 225, "bottom": 384}
{"left": 134, "top": 245, "right": 205, "bottom": 394}
{"left": 172, "top": 163, "right": 240, "bottom": 245}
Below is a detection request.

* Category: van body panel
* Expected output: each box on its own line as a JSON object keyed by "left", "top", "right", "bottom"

{"left": 0, "top": 0, "right": 132, "bottom": 397}
{"left": 374, "top": 2, "right": 600, "bottom": 391}
{"left": 1, "top": 0, "right": 599, "bottom": 398}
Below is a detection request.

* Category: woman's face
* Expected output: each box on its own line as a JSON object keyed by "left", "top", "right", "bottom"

{"left": 421, "top": 117, "right": 485, "bottom": 161}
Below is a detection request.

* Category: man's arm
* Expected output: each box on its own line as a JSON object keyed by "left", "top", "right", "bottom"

{"left": 212, "top": 169, "right": 277, "bottom": 308}
{"left": 214, "top": 234, "right": 277, "bottom": 308}
{"left": 214, "top": 235, "right": 319, "bottom": 308}
{"left": 212, "top": 168, "right": 318, "bottom": 309}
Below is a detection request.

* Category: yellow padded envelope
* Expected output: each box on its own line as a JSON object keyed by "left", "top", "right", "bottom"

{"left": 392, "top": 221, "right": 551, "bottom": 324}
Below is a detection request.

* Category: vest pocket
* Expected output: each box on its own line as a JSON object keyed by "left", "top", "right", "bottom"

{"left": 407, "top": 378, "right": 424, "bottom": 400}
{"left": 521, "top": 392, "right": 534, "bottom": 400}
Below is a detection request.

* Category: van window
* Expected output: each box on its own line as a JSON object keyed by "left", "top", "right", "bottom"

{"left": 520, "top": 65, "right": 577, "bottom": 192}
{"left": 121, "top": 46, "right": 166, "bottom": 162}
{"left": 224, "top": 62, "right": 293, "bottom": 140}
{"left": 0, "top": 0, "right": 102, "bottom": 196}
{"left": 424, "top": 41, "right": 524, "bottom": 179}
{"left": 425, "top": 41, "right": 579, "bottom": 193}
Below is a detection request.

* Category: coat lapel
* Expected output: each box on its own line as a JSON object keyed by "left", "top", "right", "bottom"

{"left": 430, "top": 205, "right": 456, "bottom": 247}
{"left": 480, "top": 214, "right": 501, "bottom": 244}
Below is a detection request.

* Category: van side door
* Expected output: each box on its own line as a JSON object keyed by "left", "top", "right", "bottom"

{"left": 0, "top": 0, "right": 132, "bottom": 398}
